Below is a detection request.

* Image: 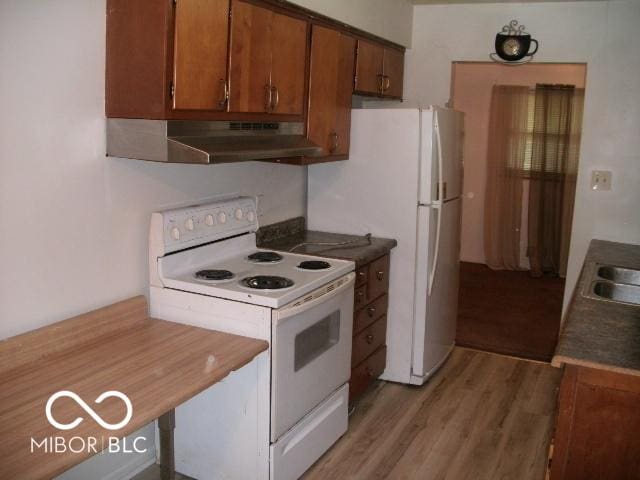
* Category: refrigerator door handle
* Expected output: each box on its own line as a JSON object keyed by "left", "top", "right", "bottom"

{"left": 428, "top": 202, "right": 442, "bottom": 296}
{"left": 428, "top": 113, "right": 445, "bottom": 296}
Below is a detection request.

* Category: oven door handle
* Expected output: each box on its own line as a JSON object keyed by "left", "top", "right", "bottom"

{"left": 274, "top": 272, "right": 356, "bottom": 323}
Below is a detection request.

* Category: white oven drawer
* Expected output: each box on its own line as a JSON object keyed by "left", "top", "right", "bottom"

{"left": 270, "top": 383, "right": 348, "bottom": 480}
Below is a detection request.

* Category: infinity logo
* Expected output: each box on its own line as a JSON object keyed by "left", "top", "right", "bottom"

{"left": 45, "top": 391, "right": 133, "bottom": 431}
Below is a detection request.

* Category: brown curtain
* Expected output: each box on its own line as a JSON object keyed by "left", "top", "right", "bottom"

{"left": 484, "top": 85, "right": 531, "bottom": 270}
{"left": 527, "top": 85, "right": 584, "bottom": 277}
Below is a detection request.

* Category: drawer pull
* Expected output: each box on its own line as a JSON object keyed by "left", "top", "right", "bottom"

{"left": 376, "top": 271, "right": 385, "bottom": 281}
{"left": 365, "top": 334, "right": 374, "bottom": 344}
{"left": 358, "top": 271, "right": 366, "bottom": 279}
{"left": 218, "top": 79, "right": 229, "bottom": 109}
{"left": 264, "top": 84, "right": 272, "bottom": 112}
{"left": 365, "top": 366, "right": 374, "bottom": 377}
{"left": 376, "top": 74, "right": 384, "bottom": 94}
{"left": 329, "top": 132, "right": 339, "bottom": 153}
{"left": 367, "top": 306, "right": 376, "bottom": 318}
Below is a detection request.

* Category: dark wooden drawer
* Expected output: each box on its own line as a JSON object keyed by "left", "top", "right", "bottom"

{"left": 353, "top": 294, "right": 388, "bottom": 335}
{"left": 350, "top": 345, "right": 386, "bottom": 402}
{"left": 355, "top": 265, "right": 369, "bottom": 288}
{"left": 352, "top": 315, "right": 387, "bottom": 367}
{"left": 367, "top": 254, "right": 390, "bottom": 301}
{"left": 354, "top": 284, "right": 367, "bottom": 310}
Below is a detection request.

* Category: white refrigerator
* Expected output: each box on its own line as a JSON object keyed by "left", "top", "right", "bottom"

{"left": 307, "top": 106, "right": 464, "bottom": 385}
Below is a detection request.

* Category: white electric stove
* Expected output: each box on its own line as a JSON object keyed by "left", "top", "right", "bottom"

{"left": 149, "top": 196, "right": 355, "bottom": 480}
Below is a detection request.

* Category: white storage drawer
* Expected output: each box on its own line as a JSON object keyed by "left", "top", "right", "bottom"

{"left": 270, "top": 383, "right": 348, "bottom": 480}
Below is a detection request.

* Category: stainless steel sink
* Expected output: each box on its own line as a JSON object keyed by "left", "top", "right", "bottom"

{"left": 597, "top": 265, "right": 640, "bottom": 286}
{"left": 590, "top": 281, "right": 640, "bottom": 306}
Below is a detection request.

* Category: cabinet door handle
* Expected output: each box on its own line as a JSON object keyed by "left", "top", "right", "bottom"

{"left": 271, "top": 85, "right": 279, "bottom": 111}
{"left": 376, "top": 74, "right": 384, "bottom": 94}
{"left": 376, "top": 271, "right": 385, "bottom": 281}
{"left": 218, "top": 79, "right": 229, "bottom": 109}
{"left": 365, "top": 334, "right": 374, "bottom": 344}
{"left": 383, "top": 75, "right": 390, "bottom": 92}
{"left": 367, "top": 306, "right": 376, "bottom": 318}
{"left": 264, "top": 84, "right": 272, "bottom": 112}
{"left": 365, "top": 366, "right": 374, "bottom": 377}
{"left": 329, "top": 132, "right": 339, "bottom": 153}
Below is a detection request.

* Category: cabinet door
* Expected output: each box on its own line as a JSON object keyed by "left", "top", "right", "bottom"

{"left": 382, "top": 47, "right": 404, "bottom": 99}
{"left": 354, "top": 40, "right": 384, "bottom": 95}
{"left": 551, "top": 366, "right": 640, "bottom": 480}
{"left": 229, "top": 0, "right": 272, "bottom": 113}
{"left": 307, "top": 26, "right": 355, "bottom": 157}
{"left": 270, "top": 11, "right": 308, "bottom": 115}
{"left": 172, "top": 0, "right": 230, "bottom": 111}
{"left": 334, "top": 34, "right": 356, "bottom": 154}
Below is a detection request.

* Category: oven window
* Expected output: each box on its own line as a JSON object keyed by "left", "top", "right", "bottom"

{"left": 294, "top": 311, "right": 340, "bottom": 371}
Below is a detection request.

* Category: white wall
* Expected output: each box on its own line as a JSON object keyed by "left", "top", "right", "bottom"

{"left": 0, "top": 0, "right": 306, "bottom": 339}
{"left": 0, "top": 0, "right": 305, "bottom": 477}
{"left": 290, "top": 0, "right": 414, "bottom": 46}
{"left": 404, "top": 0, "right": 640, "bottom": 313}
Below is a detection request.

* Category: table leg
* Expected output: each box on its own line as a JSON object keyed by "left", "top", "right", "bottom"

{"left": 158, "top": 409, "right": 176, "bottom": 480}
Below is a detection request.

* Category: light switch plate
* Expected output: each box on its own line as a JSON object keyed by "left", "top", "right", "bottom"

{"left": 591, "top": 170, "right": 612, "bottom": 191}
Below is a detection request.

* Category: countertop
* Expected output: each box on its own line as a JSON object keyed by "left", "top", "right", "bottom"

{"left": 0, "top": 296, "right": 268, "bottom": 480}
{"left": 552, "top": 240, "right": 640, "bottom": 376}
{"left": 257, "top": 218, "right": 397, "bottom": 268}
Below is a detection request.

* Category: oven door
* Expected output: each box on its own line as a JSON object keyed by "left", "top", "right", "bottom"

{"left": 270, "top": 272, "right": 355, "bottom": 442}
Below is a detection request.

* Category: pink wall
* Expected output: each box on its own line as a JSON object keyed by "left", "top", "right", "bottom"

{"left": 451, "top": 62, "right": 586, "bottom": 264}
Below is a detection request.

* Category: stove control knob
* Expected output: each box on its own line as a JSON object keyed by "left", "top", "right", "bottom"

{"left": 247, "top": 210, "right": 256, "bottom": 222}
{"left": 205, "top": 214, "right": 215, "bottom": 226}
{"left": 185, "top": 218, "right": 195, "bottom": 231}
{"left": 218, "top": 212, "right": 227, "bottom": 224}
{"left": 235, "top": 208, "right": 244, "bottom": 220}
{"left": 170, "top": 227, "right": 180, "bottom": 240}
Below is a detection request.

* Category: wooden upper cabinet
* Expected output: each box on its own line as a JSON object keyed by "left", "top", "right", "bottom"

{"left": 172, "top": 0, "right": 230, "bottom": 111}
{"left": 270, "top": 12, "right": 307, "bottom": 115}
{"left": 228, "top": 0, "right": 272, "bottom": 114}
{"left": 354, "top": 40, "right": 384, "bottom": 96}
{"left": 307, "top": 26, "right": 356, "bottom": 159}
{"left": 382, "top": 47, "right": 404, "bottom": 99}
{"left": 106, "top": 0, "right": 397, "bottom": 122}
{"left": 106, "top": 0, "right": 173, "bottom": 119}
{"left": 229, "top": 0, "right": 308, "bottom": 115}
{"left": 354, "top": 39, "right": 404, "bottom": 99}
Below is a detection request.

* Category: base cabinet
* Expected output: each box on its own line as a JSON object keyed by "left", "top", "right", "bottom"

{"left": 349, "top": 255, "right": 390, "bottom": 403}
{"left": 550, "top": 365, "right": 640, "bottom": 480}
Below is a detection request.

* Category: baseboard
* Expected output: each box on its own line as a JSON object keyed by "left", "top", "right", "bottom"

{"left": 110, "top": 452, "right": 156, "bottom": 480}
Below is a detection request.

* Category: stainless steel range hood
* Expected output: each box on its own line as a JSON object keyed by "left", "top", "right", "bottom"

{"left": 106, "top": 119, "right": 322, "bottom": 164}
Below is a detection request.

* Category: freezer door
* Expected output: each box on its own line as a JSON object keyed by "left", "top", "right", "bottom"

{"left": 411, "top": 199, "right": 461, "bottom": 382}
{"left": 418, "top": 109, "right": 435, "bottom": 205}
{"left": 418, "top": 107, "right": 464, "bottom": 204}
{"left": 435, "top": 108, "right": 464, "bottom": 201}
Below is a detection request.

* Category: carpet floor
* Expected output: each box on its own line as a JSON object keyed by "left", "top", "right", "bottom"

{"left": 456, "top": 262, "right": 564, "bottom": 362}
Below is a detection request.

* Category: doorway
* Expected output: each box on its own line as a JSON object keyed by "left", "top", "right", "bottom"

{"left": 451, "top": 62, "right": 586, "bottom": 361}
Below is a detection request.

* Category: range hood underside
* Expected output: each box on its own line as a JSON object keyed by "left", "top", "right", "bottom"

{"left": 106, "top": 119, "right": 322, "bottom": 164}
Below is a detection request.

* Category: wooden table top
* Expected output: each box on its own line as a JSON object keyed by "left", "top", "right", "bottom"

{"left": 0, "top": 296, "right": 268, "bottom": 480}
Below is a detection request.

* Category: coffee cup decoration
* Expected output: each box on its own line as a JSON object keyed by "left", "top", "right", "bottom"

{"left": 491, "top": 20, "right": 539, "bottom": 64}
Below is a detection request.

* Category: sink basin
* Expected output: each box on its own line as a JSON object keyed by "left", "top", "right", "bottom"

{"left": 597, "top": 265, "right": 640, "bottom": 286}
{"left": 591, "top": 281, "right": 640, "bottom": 306}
